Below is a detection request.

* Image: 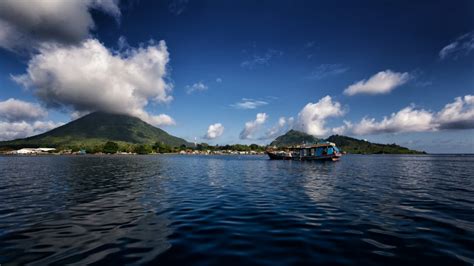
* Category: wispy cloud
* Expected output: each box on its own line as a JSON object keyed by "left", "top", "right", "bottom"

{"left": 308, "top": 64, "right": 349, "bottom": 80}
{"left": 186, "top": 81, "right": 208, "bottom": 94}
{"left": 303, "top": 40, "right": 319, "bottom": 60}
{"left": 216, "top": 77, "right": 222, "bottom": 83}
{"left": 168, "top": 0, "right": 189, "bottom": 15}
{"left": 231, "top": 98, "right": 269, "bottom": 109}
{"left": 344, "top": 70, "right": 410, "bottom": 96}
{"left": 304, "top": 41, "right": 316, "bottom": 49}
{"left": 240, "top": 49, "right": 283, "bottom": 69}
{"left": 439, "top": 31, "right": 474, "bottom": 59}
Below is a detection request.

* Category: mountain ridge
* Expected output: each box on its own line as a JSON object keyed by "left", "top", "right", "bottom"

{"left": 0, "top": 112, "right": 191, "bottom": 149}
{"left": 269, "top": 129, "right": 320, "bottom": 147}
{"left": 270, "top": 130, "right": 425, "bottom": 154}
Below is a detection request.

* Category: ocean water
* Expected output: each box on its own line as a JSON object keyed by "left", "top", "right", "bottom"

{"left": 0, "top": 154, "right": 473, "bottom": 265}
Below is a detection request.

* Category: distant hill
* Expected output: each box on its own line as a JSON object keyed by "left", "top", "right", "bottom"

{"left": 269, "top": 130, "right": 425, "bottom": 154}
{"left": 270, "top": 129, "right": 320, "bottom": 147}
{"left": 326, "top": 135, "right": 425, "bottom": 154}
{"left": 0, "top": 112, "right": 191, "bottom": 149}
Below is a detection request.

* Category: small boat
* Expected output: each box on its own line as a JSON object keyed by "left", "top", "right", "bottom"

{"left": 266, "top": 142, "right": 342, "bottom": 162}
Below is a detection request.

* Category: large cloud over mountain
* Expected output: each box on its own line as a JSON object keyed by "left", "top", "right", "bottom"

{"left": 296, "top": 96, "right": 344, "bottom": 137}
{"left": 12, "top": 38, "right": 175, "bottom": 127}
{"left": 0, "top": 0, "right": 120, "bottom": 51}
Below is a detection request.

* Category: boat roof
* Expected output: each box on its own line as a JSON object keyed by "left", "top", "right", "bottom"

{"left": 285, "top": 142, "right": 337, "bottom": 149}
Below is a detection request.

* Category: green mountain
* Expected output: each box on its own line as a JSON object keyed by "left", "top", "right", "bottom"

{"left": 269, "top": 130, "right": 425, "bottom": 154}
{"left": 0, "top": 112, "right": 191, "bottom": 149}
{"left": 326, "top": 135, "right": 425, "bottom": 154}
{"left": 269, "top": 129, "right": 320, "bottom": 147}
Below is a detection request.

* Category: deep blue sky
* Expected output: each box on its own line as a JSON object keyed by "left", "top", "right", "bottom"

{"left": 0, "top": 0, "right": 473, "bottom": 152}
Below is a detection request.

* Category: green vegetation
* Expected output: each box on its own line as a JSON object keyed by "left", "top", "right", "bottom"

{"left": 153, "top": 142, "right": 173, "bottom": 153}
{"left": 193, "top": 143, "right": 266, "bottom": 152}
{"left": 270, "top": 130, "right": 425, "bottom": 154}
{"left": 103, "top": 141, "right": 119, "bottom": 154}
{"left": 270, "top": 129, "right": 320, "bottom": 147}
{"left": 134, "top": 144, "right": 153, "bottom": 155}
{"left": 0, "top": 112, "right": 191, "bottom": 150}
{"left": 326, "top": 135, "right": 426, "bottom": 154}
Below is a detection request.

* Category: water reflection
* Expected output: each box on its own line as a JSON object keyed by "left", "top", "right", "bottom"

{"left": 0, "top": 155, "right": 172, "bottom": 265}
{"left": 0, "top": 154, "right": 473, "bottom": 265}
{"left": 301, "top": 162, "right": 337, "bottom": 203}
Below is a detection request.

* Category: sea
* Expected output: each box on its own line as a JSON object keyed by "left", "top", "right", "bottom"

{"left": 0, "top": 154, "right": 473, "bottom": 265}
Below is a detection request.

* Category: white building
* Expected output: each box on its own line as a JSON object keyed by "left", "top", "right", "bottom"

{"left": 14, "top": 148, "right": 56, "bottom": 154}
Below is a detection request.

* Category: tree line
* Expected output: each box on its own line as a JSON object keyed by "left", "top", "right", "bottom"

{"left": 63, "top": 141, "right": 267, "bottom": 155}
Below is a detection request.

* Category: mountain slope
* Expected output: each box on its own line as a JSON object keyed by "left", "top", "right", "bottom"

{"left": 0, "top": 112, "right": 191, "bottom": 148}
{"left": 269, "top": 130, "right": 425, "bottom": 154}
{"left": 269, "top": 129, "right": 320, "bottom": 147}
{"left": 326, "top": 135, "right": 425, "bottom": 154}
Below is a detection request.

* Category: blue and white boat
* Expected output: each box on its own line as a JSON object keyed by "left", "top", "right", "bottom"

{"left": 266, "top": 142, "right": 342, "bottom": 161}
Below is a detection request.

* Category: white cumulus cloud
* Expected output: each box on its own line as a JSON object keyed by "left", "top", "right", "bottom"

{"left": 0, "top": 98, "right": 47, "bottom": 122}
{"left": 0, "top": 120, "right": 64, "bottom": 141}
{"left": 436, "top": 95, "right": 474, "bottom": 129}
{"left": 239, "top": 113, "right": 268, "bottom": 139}
{"left": 0, "top": 0, "right": 120, "bottom": 51}
{"left": 351, "top": 106, "right": 434, "bottom": 135}
{"left": 205, "top": 123, "right": 224, "bottom": 139}
{"left": 332, "top": 95, "right": 474, "bottom": 135}
{"left": 145, "top": 114, "right": 176, "bottom": 127}
{"left": 344, "top": 70, "right": 410, "bottom": 96}
{"left": 0, "top": 98, "right": 64, "bottom": 141}
{"left": 296, "top": 96, "right": 344, "bottom": 137}
{"left": 12, "top": 38, "right": 175, "bottom": 127}
{"left": 263, "top": 116, "right": 294, "bottom": 139}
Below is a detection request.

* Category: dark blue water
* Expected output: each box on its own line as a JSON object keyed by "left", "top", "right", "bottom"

{"left": 0, "top": 154, "right": 473, "bottom": 265}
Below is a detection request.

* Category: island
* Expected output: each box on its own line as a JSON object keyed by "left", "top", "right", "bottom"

{"left": 270, "top": 129, "right": 425, "bottom": 154}
{"left": 0, "top": 113, "right": 425, "bottom": 155}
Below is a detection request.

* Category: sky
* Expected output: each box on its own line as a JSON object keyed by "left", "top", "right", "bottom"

{"left": 0, "top": 0, "right": 473, "bottom": 153}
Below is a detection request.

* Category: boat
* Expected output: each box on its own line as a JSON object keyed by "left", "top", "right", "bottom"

{"left": 266, "top": 142, "right": 342, "bottom": 161}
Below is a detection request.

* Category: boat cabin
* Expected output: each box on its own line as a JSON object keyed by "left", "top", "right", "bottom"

{"left": 291, "top": 143, "right": 340, "bottom": 157}
{"left": 266, "top": 141, "right": 341, "bottom": 161}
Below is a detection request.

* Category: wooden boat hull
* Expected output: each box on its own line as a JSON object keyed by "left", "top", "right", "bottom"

{"left": 266, "top": 151, "right": 341, "bottom": 161}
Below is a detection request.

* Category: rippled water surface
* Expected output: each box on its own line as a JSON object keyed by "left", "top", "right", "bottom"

{"left": 0, "top": 154, "right": 473, "bottom": 265}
